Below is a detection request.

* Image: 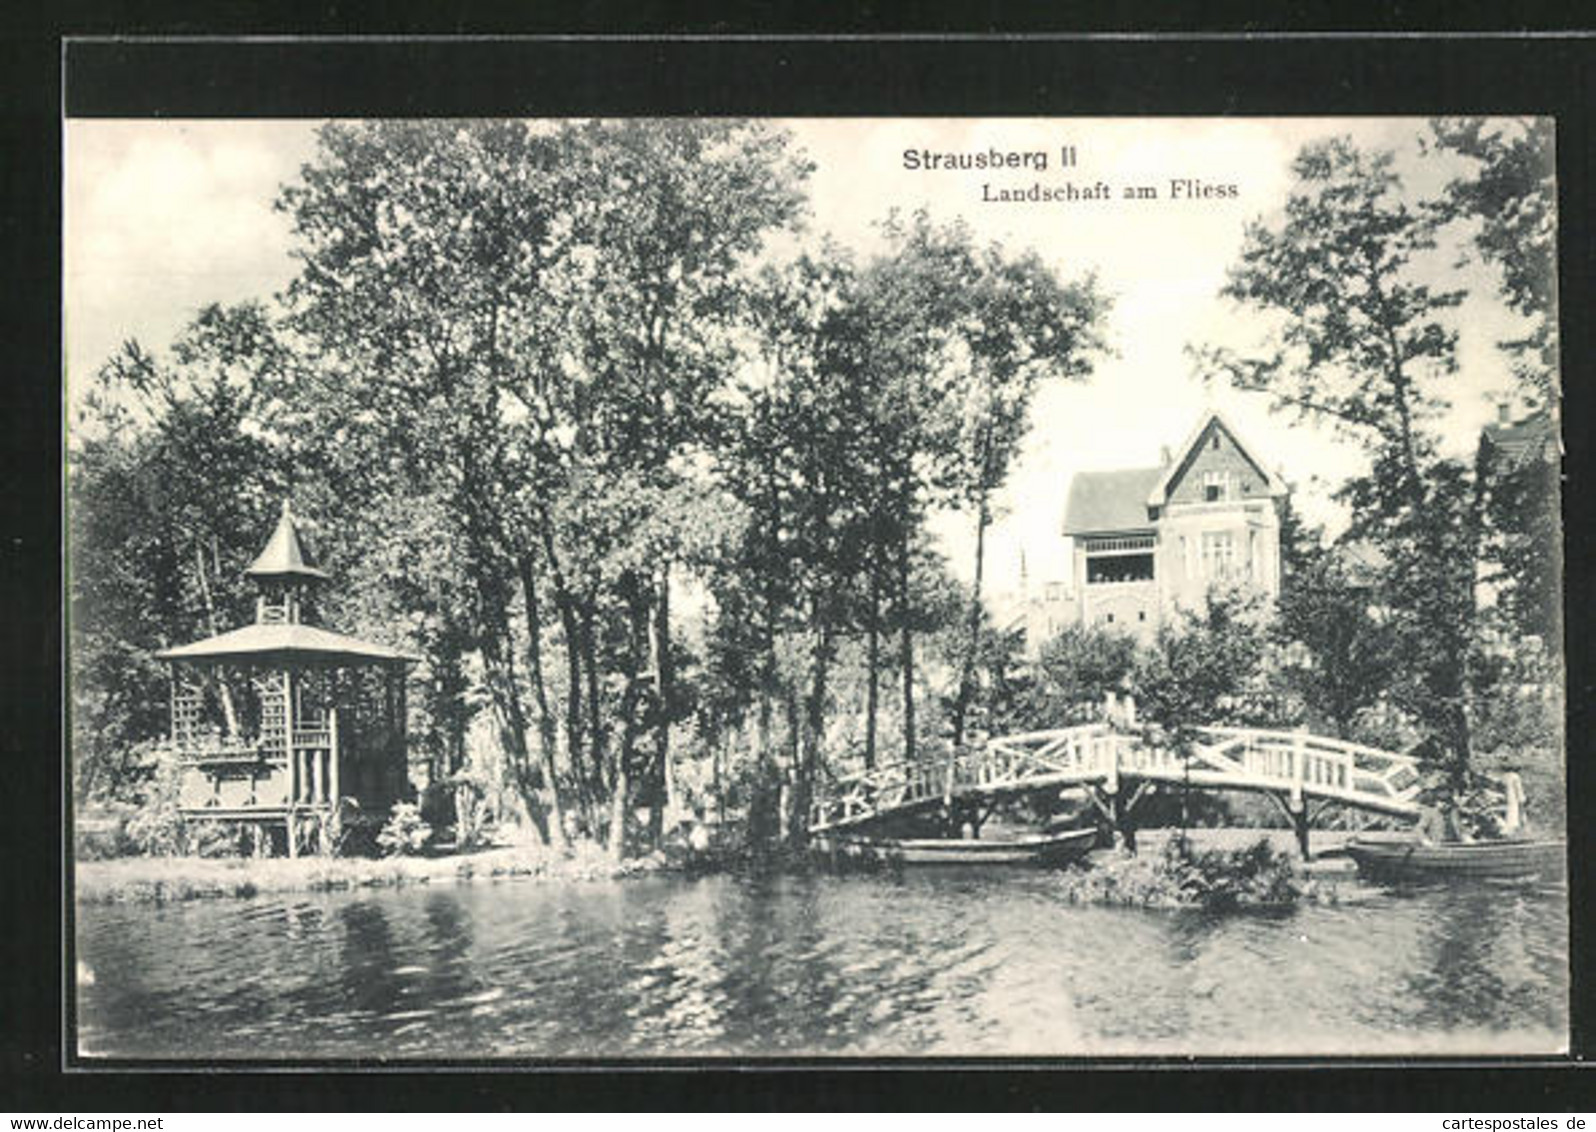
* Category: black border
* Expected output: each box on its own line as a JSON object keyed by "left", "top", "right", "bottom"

{"left": 9, "top": 24, "right": 1595, "bottom": 1112}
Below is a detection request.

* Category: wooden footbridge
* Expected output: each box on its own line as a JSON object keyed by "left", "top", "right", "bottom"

{"left": 808, "top": 701, "right": 1425, "bottom": 857}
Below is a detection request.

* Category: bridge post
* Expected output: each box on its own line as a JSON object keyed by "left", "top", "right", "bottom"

{"left": 1112, "top": 788, "right": 1138, "bottom": 854}
{"left": 1290, "top": 726, "right": 1310, "bottom": 859}
{"left": 1290, "top": 805, "right": 1311, "bottom": 860}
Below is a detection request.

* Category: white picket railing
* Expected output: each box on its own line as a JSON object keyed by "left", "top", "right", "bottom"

{"left": 808, "top": 719, "right": 1424, "bottom": 833}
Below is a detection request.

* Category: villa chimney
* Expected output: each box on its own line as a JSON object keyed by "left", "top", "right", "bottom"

{"left": 1159, "top": 444, "right": 1172, "bottom": 466}
{"left": 1497, "top": 401, "right": 1513, "bottom": 425}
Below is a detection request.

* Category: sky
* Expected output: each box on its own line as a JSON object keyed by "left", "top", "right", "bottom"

{"left": 64, "top": 116, "right": 1541, "bottom": 599}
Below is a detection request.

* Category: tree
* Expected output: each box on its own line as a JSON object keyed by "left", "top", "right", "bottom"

{"left": 69, "top": 305, "right": 292, "bottom": 803}
{"left": 532, "top": 119, "right": 812, "bottom": 856}
{"left": 1432, "top": 117, "right": 1562, "bottom": 660}
{"left": 1429, "top": 117, "right": 1557, "bottom": 404}
{"left": 938, "top": 241, "right": 1109, "bottom": 749}
{"left": 1011, "top": 624, "right": 1141, "bottom": 730}
{"left": 1273, "top": 534, "right": 1395, "bottom": 739}
{"left": 1132, "top": 588, "right": 1274, "bottom": 842}
{"left": 1195, "top": 135, "right": 1476, "bottom": 770}
{"left": 276, "top": 119, "right": 573, "bottom": 845}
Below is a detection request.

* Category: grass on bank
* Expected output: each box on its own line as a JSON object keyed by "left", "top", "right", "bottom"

{"left": 75, "top": 839, "right": 667, "bottom": 905}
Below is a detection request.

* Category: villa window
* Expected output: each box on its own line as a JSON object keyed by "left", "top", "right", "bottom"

{"left": 1202, "top": 531, "right": 1237, "bottom": 580}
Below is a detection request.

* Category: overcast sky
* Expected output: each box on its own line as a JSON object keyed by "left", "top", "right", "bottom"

{"left": 64, "top": 117, "right": 1541, "bottom": 596}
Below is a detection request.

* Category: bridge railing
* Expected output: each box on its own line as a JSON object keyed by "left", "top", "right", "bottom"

{"left": 1194, "top": 727, "right": 1422, "bottom": 813}
{"left": 810, "top": 720, "right": 1427, "bottom": 831}
{"left": 810, "top": 753, "right": 961, "bottom": 831}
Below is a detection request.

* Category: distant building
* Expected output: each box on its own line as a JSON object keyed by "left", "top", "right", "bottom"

{"left": 1478, "top": 402, "right": 1558, "bottom": 474}
{"left": 1474, "top": 402, "right": 1561, "bottom": 659}
{"left": 1012, "top": 410, "right": 1287, "bottom": 648}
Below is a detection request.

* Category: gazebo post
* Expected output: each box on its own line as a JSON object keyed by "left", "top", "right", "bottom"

{"left": 328, "top": 693, "right": 340, "bottom": 808}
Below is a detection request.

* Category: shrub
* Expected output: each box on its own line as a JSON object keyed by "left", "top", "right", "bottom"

{"left": 75, "top": 805, "right": 138, "bottom": 861}
{"left": 123, "top": 758, "right": 188, "bottom": 856}
{"left": 376, "top": 802, "right": 431, "bottom": 857}
{"left": 1166, "top": 837, "right": 1299, "bottom": 910}
{"left": 1059, "top": 836, "right": 1303, "bottom": 910}
{"left": 189, "top": 820, "right": 243, "bottom": 858}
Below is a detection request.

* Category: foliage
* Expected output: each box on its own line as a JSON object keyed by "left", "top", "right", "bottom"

{"left": 69, "top": 119, "right": 1559, "bottom": 865}
{"left": 1196, "top": 134, "right": 1484, "bottom": 786}
{"left": 122, "top": 757, "right": 189, "bottom": 857}
{"left": 376, "top": 802, "right": 432, "bottom": 857}
{"left": 1476, "top": 437, "right": 1561, "bottom": 656}
{"left": 1009, "top": 624, "right": 1141, "bottom": 729}
{"left": 1429, "top": 117, "right": 1558, "bottom": 402}
{"left": 1133, "top": 586, "right": 1274, "bottom": 730}
{"left": 1273, "top": 533, "right": 1396, "bottom": 738}
{"left": 1058, "top": 837, "right": 1304, "bottom": 910}
{"left": 189, "top": 820, "right": 246, "bottom": 859}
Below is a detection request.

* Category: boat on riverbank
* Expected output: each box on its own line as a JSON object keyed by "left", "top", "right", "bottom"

{"left": 816, "top": 828, "right": 1097, "bottom": 868}
{"left": 1344, "top": 835, "right": 1565, "bottom": 882}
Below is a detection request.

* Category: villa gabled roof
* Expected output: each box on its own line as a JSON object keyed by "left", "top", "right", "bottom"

{"left": 155, "top": 622, "right": 419, "bottom": 665}
{"left": 1062, "top": 466, "right": 1164, "bottom": 536}
{"left": 246, "top": 501, "right": 330, "bottom": 582}
{"left": 1480, "top": 410, "right": 1558, "bottom": 471}
{"left": 1145, "top": 409, "right": 1287, "bottom": 508}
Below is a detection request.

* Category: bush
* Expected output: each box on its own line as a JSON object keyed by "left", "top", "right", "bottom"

{"left": 376, "top": 802, "right": 431, "bottom": 857}
{"left": 75, "top": 805, "right": 138, "bottom": 861}
{"left": 123, "top": 758, "right": 188, "bottom": 856}
{"left": 189, "top": 820, "right": 243, "bottom": 858}
{"left": 1059, "top": 836, "right": 1303, "bottom": 910}
{"left": 1166, "top": 837, "right": 1299, "bottom": 910}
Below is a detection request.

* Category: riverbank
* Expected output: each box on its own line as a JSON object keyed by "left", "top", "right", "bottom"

{"left": 75, "top": 842, "right": 673, "bottom": 905}
{"left": 75, "top": 826, "right": 1380, "bottom": 907}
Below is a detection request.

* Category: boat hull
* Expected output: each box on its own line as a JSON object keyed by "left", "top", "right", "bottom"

{"left": 1345, "top": 837, "right": 1565, "bottom": 881}
{"left": 816, "top": 829, "right": 1097, "bottom": 868}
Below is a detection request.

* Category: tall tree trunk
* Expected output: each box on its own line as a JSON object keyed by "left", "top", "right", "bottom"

{"left": 781, "top": 685, "right": 801, "bottom": 845}
{"left": 898, "top": 529, "right": 917, "bottom": 764}
{"left": 864, "top": 551, "right": 880, "bottom": 771}
{"left": 481, "top": 623, "right": 551, "bottom": 846}
{"left": 607, "top": 585, "right": 651, "bottom": 861}
{"left": 538, "top": 518, "right": 594, "bottom": 832}
{"left": 518, "top": 552, "right": 567, "bottom": 852}
{"left": 791, "top": 615, "right": 834, "bottom": 849}
{"left": 580, "top": 601, "right": 607, "bottom": 795}
{"left": 191, "top": 542, "right": 240, "bottom": 734}
{"left": 646, "top": 567, "right": 672, "bottom": 848}
{"left": 951, "top": 486, "right": 992, "bottom": 750}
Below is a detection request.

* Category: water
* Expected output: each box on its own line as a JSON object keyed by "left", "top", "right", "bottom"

{"left": 75, "top": 869, "right": 1568, "bottom": 1058}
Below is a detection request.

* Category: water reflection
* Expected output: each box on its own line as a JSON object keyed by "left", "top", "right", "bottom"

{"left": 75, "top": 869, "right": 1567, "bottom": 1058}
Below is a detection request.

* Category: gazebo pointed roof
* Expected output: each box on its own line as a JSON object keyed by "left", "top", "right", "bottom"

{"left": 155, "top": 622, "right": 419, "bottom": 665}
{"left": 246, "top": 500, "right": 330, "bottom": 582}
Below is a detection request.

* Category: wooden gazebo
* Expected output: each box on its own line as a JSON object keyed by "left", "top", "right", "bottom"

{"left": 156, "top": 502, "right": 417, "bottom": 855}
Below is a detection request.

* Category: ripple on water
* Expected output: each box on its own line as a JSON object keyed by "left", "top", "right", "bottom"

{"left": 74, "top": 870, "right": 1569, "bottom": 1058}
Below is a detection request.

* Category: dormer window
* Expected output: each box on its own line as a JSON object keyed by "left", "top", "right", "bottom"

{"left": 1203, "top": 471, "right": 1233, "bottom": 503}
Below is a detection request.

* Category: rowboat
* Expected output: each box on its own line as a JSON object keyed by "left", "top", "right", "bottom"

{"left": 816, "top": 827, "right": 1097, "bottom": 867}
{"left": 1344, "top": 836, "right": 1565, "bottom": 882}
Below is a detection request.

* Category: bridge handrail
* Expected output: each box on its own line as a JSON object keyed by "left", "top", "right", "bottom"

{"left": 811, "top": 720, "right": 1425, "bottom": 832}
{"left": 1194, "top": 726, "right": 1421, "bottom": 770}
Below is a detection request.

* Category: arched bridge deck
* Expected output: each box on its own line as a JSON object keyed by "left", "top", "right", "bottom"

{"left": 808, "top": 723, "right": 1424, "bottom": 845}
